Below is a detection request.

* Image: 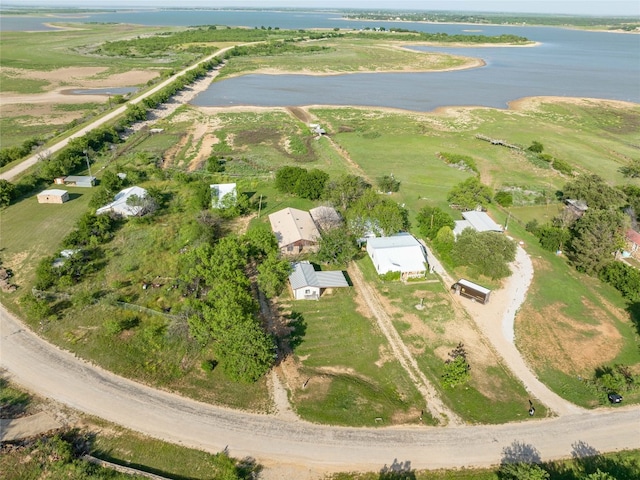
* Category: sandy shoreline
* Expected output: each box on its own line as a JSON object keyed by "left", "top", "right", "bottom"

{"left": 197, "top": 96, "right": 639, "bottom": 118}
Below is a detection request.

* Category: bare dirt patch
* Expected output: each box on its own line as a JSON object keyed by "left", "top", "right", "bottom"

{"left": 518, "top": 301, "right": 623, "bottom": 375}
{"left": 2, "top": 67, "right": 158, "bottom": 92}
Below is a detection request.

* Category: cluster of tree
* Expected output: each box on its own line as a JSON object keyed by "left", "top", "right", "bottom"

{"left": 0, "top": 136, "right": 41, "bottom": 167}
{"left": 34, "top": 213, "right": 118, "bottom": 290}
{"left": 226, "top": 41, "right": 328, "bottom": 58}
{"left": 181, "top": 231, "right": 290, "bottom": 382}
{"left": 446, "top": 176, "right": 494, "bottom": 211}
{"left": 350, "top": 29, "right": 529, "bottom": 44}
{"left": 416, "top": 203, "right": 516, "bottom": 279}
{"left": 93, "top": 26, "right": 308, "bottom": 57}
{"left": 275, "top": 166, "right": 329, "bottom": 200}
{"left": 619, "top": 158, "right": 640, "bottom": 179}
{"left": 527, "top": 174, "right": 640, "bottom": 301}
{"left": 35, "top": 248, "right": 102, "bottom": 291}
{"left": 526, "top": 141, "right": 573, "bottom": 175}
{"left": 39, "top": 126, "right": 121, "bottom": 180}
{"left": 344, "top": 12, "right": 636, "bottom": 28}
{"left": 590, "top": 364, "right": 639, "bottom": 399}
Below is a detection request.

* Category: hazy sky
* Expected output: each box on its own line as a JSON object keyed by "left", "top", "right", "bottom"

{"left": 8, "top": 1, "right": 640, "bottom": 16}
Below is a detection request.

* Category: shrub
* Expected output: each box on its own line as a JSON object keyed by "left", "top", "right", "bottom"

{"left": 379, "top": 271, "right": 401, "bottom": 281}
{"left": 552, "top": 158, "right": 573, "bottom": 175}
{"left": 201, "top": 359, "right": 217, "bottom": 373}
{"left": 442, "top": 343, "right": 470, "bottom": 388}
{"left": 494, "top": 191, "right": 513, "bottom": 207}
{"left": 377, "top": 174, "right": 401, "bottom": 193}
{"left": 527, "top": 140, "right": 544, "bottom": 153}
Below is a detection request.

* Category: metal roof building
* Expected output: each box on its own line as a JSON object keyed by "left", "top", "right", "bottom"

{"left": 366, "top": 233, "right": 428, "bottom": 279}
{"left": 454, "top": 211, "right": 503, "bottom": 237}
{"left": 289, "top": 261, "right": 349, "bottom": 300}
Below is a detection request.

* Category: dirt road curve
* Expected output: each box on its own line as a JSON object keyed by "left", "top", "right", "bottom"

{"left": 1, "top": 305, "right": 638, "bottom": 474}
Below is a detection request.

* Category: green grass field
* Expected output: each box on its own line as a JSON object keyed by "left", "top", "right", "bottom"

{"left": 218, "top": 37, "right": 471, "bottom": 79}
{"left": 279, "top": 285, "right": 429, "bottom": 426}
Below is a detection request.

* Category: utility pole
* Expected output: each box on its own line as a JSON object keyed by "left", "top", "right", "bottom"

{"left": 257, "top": 194, "right": 263, "bottom": 218}
{"left": 83, "top": 150, "right": 92, "bottom": 178}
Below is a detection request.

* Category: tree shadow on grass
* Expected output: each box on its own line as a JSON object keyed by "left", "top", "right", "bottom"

{"left": 0, "top": 376, "right": 31, "bottom": 418}
{"left": 627, "top": 301, "right": 640, "bottom": 336}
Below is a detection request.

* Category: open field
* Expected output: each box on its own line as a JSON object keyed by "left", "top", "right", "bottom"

{"left": 217, "top": 37, "right": 481, "bottom": 79}
{"left": 3, "top": 96, "right": 640, "bottom": 419}
{"left": 2, "top": 23, "right": 640, "bottom": 476}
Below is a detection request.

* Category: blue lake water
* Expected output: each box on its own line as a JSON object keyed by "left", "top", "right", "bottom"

{"left": 2, "top": 9, "right": 638, "bottom": 111}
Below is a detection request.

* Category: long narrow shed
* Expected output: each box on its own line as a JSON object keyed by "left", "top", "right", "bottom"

{"left": 451, "top": 279, "right": 491, "bottom": 304}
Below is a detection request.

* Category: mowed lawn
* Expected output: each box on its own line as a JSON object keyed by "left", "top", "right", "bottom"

{"left": 280, "top": 286, "right": 429, "bottom": 426}
{"left": 0, "top": 187, "right": 93, "bottom": 289}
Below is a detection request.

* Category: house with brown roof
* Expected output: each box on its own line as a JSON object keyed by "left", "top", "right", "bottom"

{"left": 269, "top": 207, "right": 320, "bottom": 255}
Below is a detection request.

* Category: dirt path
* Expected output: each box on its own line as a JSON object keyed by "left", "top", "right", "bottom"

{"left": 423, "top": 241, "right": 584, "bottom": 416}
{"left": 284, "top": 106, "right": 372, "bottom": 181}
{"left": 458, "top": 245, "right": 585, "bottom": 416}
{"left": 1, "top": 303, "right": 639, "bottom": 477}
{"left": 348, "top": 264, "right": 463, "bottom": 426}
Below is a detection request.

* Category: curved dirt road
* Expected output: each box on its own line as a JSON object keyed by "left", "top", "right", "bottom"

{"left": 1, "top": 305, "right": 638, "bottom": 474}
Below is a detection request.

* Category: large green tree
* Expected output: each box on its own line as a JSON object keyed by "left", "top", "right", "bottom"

{"left": 447, "top": 177, "right": 493, "bottom": 210}
{"left": 315, "top": 226, "right": 358, "bottom": 265}
{"left": 416, "top": 206, "right": 455, "bottom": 240}
{"left": 323, "top": 174, "right": 370, "bottom": 211}
{"left": 0, "top": 179, "right": 15, "bottom": 208}
{"left": 294, "top": 168, "right": 329, "bottom": 200}
{"left": 568, "top": 209, "right": 626, "bottom": 275}
{"left": 257, "top": 252, "right": 292, "bottom": 297}
{"left": 562, "top": 174, "right": 626, "bottom": 210}
{"left": 348, "top": 189, "right": 409, "bottom": 237}
{"left": 453, "top": 229, "right": 516, "bottom": 279}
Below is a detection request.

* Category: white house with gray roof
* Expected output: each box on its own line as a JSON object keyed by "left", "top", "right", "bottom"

{"left": 289, "top": 261, "right": 349, "bottom": 300}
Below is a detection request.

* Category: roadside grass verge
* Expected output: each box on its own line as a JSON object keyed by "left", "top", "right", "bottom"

{"left": 355, "top": 256, "right": 545, "bottom": 424}
{"left": 279, "top": 287, "right": 429, "bottom": 426}
{"left": 329, "top": 449, "right": 640, "bottom": 479}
